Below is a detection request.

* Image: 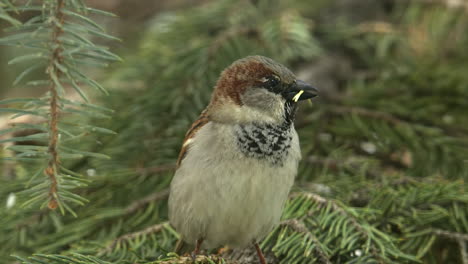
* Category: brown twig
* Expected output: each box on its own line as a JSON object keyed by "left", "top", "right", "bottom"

{"left": 156, "top": 255, "right": 228, "bottom": 264}
{"left": 303, "top": 192, "right": 366, "bottom": 231}
{"left": 221, "top": 245, "right": 278, "bottom": 264}
{"left": 290, "top": 192, "right": 343, "bottom": 214}
{"left": 458, "top": 239, "right": 468, "bottom": 264}
{"left": 306, "top": 156, "right": 381, "bottom": 179}
{"left": 111, "top": 165, "right": 174, "bottom": 214}
{"left": 99, "top": 222, "right": 168, "bottom": 255}
{"left": 433, "top": 228, "right": 468, "bottom": 264}
{"left": 136, "top": 164, "right": 176, "bottom": 175}
{"left": 45, "top": 0, "right": 65, "bottom": 210}
{"left": 328, "top": 104, "right": 468, "bottom": 137}
{"left": 394, "top": 0, "right": 468, "bottom": 10}
{"left": 124, "top": 189, "right": 170, "bottom": 215}
{"left": 328, "top": 105, "right": 404, "bottom": 126}
{"left": 433, "top": 229, "right": 468, "bottom": 241}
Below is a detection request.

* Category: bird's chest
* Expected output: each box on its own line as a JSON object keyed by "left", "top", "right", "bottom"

{"left": 233, "top": 123, "right": 293, "bottom": 166}
{"left": 171, "top": 122, "right": 301, "bottom": 247}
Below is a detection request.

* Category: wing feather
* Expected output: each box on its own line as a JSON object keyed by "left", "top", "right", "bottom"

{"left": 176, "top": 110, "right": 210, "bottom": 168}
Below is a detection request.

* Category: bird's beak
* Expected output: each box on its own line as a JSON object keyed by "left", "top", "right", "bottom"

{"left": 284, "top": 80, "right": 319, "bottom": 102}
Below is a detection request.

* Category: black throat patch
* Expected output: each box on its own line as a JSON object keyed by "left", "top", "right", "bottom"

{"left": 234, "top": 121, "right": 293, "bottom": 166}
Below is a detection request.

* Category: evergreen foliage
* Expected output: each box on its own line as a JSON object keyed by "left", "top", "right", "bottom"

{"left": 1, "top": 0, "right": 468, "bottom": 264}
{"left": 0, "top": 0, "right": 120, "bottom": 216}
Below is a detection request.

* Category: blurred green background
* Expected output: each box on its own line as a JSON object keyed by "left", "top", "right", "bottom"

{"left": 1, "top": 0, "right": 468, "bottom": 263}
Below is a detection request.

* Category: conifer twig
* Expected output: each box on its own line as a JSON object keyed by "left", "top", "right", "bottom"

{"left": 99, "top": 222, "right": 168, "bottom": 255}
{"left": 156, "top": 255, "right": 226, "bottom": 264}
{"left": 458, "top": 239, "right": 468, "bottom": 264}
{"left": 45, "top": 0, "right": 65, "bottom": 210}
{"left": 395, "top": 0, "right": 468, "bottom": 10}
{"left": 280, "top": 219, "right": 332, "bottom": 264}
{"left": 328, "top": 104, "right": 468, "bottom": 136}
{"left": 136, "top": 164, "right": 176, "bottom": 175}
{"left": 329, "top": 105, "right": 403, "bottom": 125}
{"left": 433, "top": 229, "right": 468, "bottom": 241}
{"left": 306, "top": 156, "right": 381, "bottom": 179}
{"left": 124, "top": 189, "right": 170, "bottom": 214}
{"left": 299, "top": 192, "right": 386, "bottom": 263}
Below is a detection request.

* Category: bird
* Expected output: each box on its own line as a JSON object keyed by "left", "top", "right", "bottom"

{"left": 168, "top": 55, "right": 318, "bottom": 264}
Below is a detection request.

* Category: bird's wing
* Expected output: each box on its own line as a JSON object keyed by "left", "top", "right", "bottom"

{"left": 176, "top": 110, "right": 210, "bottom": 168}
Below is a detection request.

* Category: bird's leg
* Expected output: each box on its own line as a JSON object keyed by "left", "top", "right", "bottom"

{"left": 191, "top": 238, "right": 204, "bottom": 261}
{"left": 254, "top": 242, "right": 267, "bottom": 264}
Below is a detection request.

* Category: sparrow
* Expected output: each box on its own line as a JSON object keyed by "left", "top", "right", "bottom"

{"left": 168, "top": 55, "right": 318, "bottom": 264}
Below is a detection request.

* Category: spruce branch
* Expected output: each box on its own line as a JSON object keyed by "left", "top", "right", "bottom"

{"left": 329, "top": 105, "right": 404, "bottom": 126}
{"left": 328, "top": 104, "right": 468, "bottom": 136}
{"left": 433, "top": 229, "right": 468, "bottom": 242}
{"left": 13, "top": 253, "right": 111, "bottom": 264}
{"left": 0, "top": 0, "right": 120, "bottom": 215}
{"left": 293, "top": 192, "right": 403, "bottom": 263}
{"left": 124, "top": 188, "right": 170, "bottom": 215}
{"left": 44, "top": 0, "right": 65, "bottom": 211}
{"left": 394, "top": 0, "right": 468, "bottom": 10}
{"left": 0, "top": 0, "right": 21, "bottom": 26}
{"left": 99, "top": 222, "right": 169, "bottom": 255}
{"left": 459, "top": 239, "right": 468, "bottom": 264}
{"left": 306, "top": 155, "right": 381, "bottom": 179}
{"left": 435, "top": 229, "right": 468, "bottom": 264}
{"left": 136, "top": 164, "right": 176, "bottom": 175}
{"left": 280, "top": 219, "right": 332, "bottom": 264}
{"left": 154, "top": 255, "right": 227, "bottom": 264}
{"left": 2, "top": 1, "right": 467, "bottom": 263}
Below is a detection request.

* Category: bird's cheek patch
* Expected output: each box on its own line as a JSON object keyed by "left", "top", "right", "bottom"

{"left": 292, "top": 90, "right": 304, "bottom": 102}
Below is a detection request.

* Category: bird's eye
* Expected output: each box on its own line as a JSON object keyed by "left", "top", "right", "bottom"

{"left": 261, "top": 75, "right": 281, "bottom": 91}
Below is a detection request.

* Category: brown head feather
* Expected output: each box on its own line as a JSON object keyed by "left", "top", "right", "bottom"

{"left": 208, "top": 56, "right": 295, "bottom": 106}
{"left": 176, "top": 56, "right": 296, "bottom": 167}
{"left": 210, "top": 60, "right": 269, "bottom": 105}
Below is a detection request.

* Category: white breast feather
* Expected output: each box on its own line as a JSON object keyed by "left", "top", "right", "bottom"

{"left": 168, "top": 121, "right": 301, "bottom": 248}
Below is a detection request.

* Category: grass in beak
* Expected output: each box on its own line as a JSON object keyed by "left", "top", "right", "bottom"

{"left": 292, "top": 90, "right": 304, "bottom": 102}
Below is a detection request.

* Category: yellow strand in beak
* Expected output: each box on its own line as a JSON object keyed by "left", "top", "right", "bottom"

{"left": 292, "top": 90, "right": 304, "bottom": 102}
